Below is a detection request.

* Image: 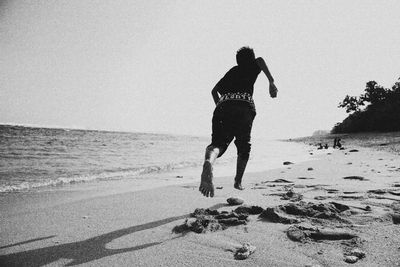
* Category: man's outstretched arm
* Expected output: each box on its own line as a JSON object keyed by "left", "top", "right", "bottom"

{"left": 256, "top": 57, "right": 278, "bottom": 98}
{"left": 211, "top": 85, "right": 221, "bottom": 105}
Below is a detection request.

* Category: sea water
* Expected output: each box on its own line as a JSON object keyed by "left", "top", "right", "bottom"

{"left": 0, "top": 125, "right": 311, "bottom": 193}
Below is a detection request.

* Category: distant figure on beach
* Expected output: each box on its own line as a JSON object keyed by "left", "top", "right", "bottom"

{"left": 333, "top": 138, "right": 342, "bottom": 149}
{"left": 199, "top": 47, "right": 278, "bottom": 197}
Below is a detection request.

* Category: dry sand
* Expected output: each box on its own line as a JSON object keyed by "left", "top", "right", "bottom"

{"left": 1, "top": 137, "right": 400, "bottom": 266}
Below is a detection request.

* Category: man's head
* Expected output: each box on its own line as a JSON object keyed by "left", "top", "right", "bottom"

{"left": 236, "top": 47, "right": 255, "bottom": 66}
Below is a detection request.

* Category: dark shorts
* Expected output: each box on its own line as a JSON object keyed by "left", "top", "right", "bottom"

{"left": 209, "top": 102, "right": 256, "bottom": 159}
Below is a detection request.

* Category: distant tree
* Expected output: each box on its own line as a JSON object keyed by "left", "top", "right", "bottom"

{"left": 338, "top": 95, "right": 362, "bottom": 113}
{"left": 360, "top": 81, "right": 388, "bottom": 105}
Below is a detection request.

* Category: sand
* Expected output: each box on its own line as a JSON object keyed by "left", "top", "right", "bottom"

{"left": 1, "top": 138, "right": 400, "bottom": 266}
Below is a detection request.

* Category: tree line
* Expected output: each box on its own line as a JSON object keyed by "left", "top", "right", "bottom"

{"left": 332, "top": 77, "right": 400, "bottom": 133}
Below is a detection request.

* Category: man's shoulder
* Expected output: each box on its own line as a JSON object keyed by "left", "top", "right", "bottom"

{"left": 225, "top": 65, "right": 239, "bottom": 75}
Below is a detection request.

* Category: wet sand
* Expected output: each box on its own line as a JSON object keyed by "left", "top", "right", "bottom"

{"left": 1, "top": 138, "right": 400, "bottom": 266}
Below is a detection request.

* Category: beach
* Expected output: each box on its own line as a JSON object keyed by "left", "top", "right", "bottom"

{"left": 1, "top": 135, "right": 400, "bottom": 266}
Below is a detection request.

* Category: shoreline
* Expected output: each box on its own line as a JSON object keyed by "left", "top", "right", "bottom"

{"left": 0, "top": 139, "right": 312, "bottom": 195}
{"left": 1, "top": 137, "right": 400, "bottom": 266}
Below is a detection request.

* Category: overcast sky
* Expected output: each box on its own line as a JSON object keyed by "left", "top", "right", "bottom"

{"left": 1, "top": 0, "right": 399, "bottom": 138}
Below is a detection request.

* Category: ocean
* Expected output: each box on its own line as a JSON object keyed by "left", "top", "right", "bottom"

{"left": 0, "top": 125, "right": 311, "bottom": 193}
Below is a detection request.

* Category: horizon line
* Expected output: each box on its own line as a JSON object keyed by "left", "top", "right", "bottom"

{"left": 0, "top": 122, "right": 208, "bottom": 138}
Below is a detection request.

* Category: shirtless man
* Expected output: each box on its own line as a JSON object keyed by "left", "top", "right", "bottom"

{"left": 199, "top": 46, "right": 277, "bottom": 197}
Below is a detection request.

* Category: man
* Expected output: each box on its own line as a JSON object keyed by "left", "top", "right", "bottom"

{"left": 199, "top": 46, "right": 277, "bottom": 197}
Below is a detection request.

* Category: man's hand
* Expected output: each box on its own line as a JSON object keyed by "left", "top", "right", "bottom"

{"left": 269, "top": 83, "right": 278, "bottom": 98}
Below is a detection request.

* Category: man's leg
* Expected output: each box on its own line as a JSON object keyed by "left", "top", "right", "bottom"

{"left": 234, "top": 154, "right": 248, "bottom": 190}
{"left": 199, "top": 145, "right": 220, "bottom": 197}
{"left": 233, "top": 108, "right": 255, "bottom": 190}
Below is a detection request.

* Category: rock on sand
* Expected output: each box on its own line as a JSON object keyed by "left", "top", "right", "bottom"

{"left": 227, "top": 197, "right": 244, "bottom": 205}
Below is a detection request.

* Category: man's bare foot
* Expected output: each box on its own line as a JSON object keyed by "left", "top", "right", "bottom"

{"left": 234, "top": 182, "right": 244, "bottom": 190}
{"left": 199, "top": 161, "right": 214, "bottom": 197}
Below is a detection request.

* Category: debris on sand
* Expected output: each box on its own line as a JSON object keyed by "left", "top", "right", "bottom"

{"left": 283, "top": 161, "right": 294, "bottom": 165}
{"left": 286, "top": 225, "right": 358, "bottom": 242}
{"left": 343, "top": 176, "right": 368, "bottom": 181}
{"left": 216, "top": 186, "right": 223, "bottom": 189}
{"left": 349, "top": 149, "right": 359, "bottom": 152}
{"left": 282, "top": 201, "right": 349, "bottom": 219}
{"left": 307, "top": 167, "right": 314, "bottom": 171}
{"left": 309, "top": 230, "right": 357, "bottom": 240}
{"left": 172, "top": 217, "right": 222, "bottom": 234}
{"left": 259, "top": 207, "right": 299, "bottom": 224}
{"left": 234, "top": 205, "right": 264, "bottom": 215}
{"left": 174, "top": 206, "right": 265, "bottom": 234}
{"left": 234, "top": 243, "right": 256, "bottom": 260}
{"left": 227, "top": 197, "right": 244, "bottom": 205}
{"left": 260, "top": 201, "right": 351, "bottom": 224}
{"left": 280, "top": 189, "right": 303, "bottom": 202}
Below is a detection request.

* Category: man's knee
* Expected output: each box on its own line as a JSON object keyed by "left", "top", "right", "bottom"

{"left": 206, "top": 144, "right": 225, "bottom": 158}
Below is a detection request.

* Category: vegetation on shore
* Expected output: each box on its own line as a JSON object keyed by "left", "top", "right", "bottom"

{"left": 332, "top": 77, "right": 400, "bottom": 133}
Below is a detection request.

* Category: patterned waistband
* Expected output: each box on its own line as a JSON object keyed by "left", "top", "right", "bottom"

{"left": 217, "top": 92, "right": 254, "bottom": 106}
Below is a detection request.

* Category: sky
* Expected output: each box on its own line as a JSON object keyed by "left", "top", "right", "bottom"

{"left": 1, "top": 0, "right": 400, "bottom": 139}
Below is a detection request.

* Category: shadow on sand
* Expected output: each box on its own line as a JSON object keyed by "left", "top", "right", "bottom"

{"left": 0, "top": 203, "right": 227, "bottom": 266}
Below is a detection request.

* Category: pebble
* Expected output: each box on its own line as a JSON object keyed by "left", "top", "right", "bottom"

{"left": 227, "top": 197, "right": 244, "bottom": 205}
{"left": 283, "top": 161, "right": 294, "bottom": 165}
{"left": 234, "top": 243, "right": 256, "bottom": 260}
{"left": 344, "top": 255, "right": 359, "bottom": 263}
{"left": 307, "top": 167, "right": 314, "bottom": 171}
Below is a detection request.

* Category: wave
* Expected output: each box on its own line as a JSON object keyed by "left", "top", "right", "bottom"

{"left": 0, "top": 160, "right": 205, "bottom": 193}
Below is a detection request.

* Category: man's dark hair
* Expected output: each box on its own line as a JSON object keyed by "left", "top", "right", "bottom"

{"left": 236, "top": 47, "right": 255, "bottom": 66}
